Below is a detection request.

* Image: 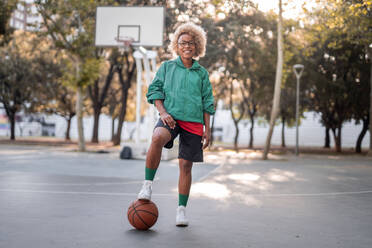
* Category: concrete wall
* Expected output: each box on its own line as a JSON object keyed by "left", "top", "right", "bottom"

{"left": 0, "top": 106, "right": 369, "bottom": 148}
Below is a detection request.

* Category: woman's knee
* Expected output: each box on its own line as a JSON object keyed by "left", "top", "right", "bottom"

{"left": 151, "top": 128, "right": 170, "bottom": 147}
{"left": 179, "top": 160, "right": 193, "bottom": 174}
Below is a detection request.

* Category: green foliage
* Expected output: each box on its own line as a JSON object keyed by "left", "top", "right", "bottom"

{"left": 34, "top": 0, "right": 108, "bottom": 89}
{"left": 323, "top": 0, "right": 371, "bottom": 48}
{"left": 200, "top": 7, "right": 279, "bottom": 116}
{"left": 0, "top": 49, "right": 34, "bottom": 108}
{"left": 79, "top": 58, "right": 102, "bottom": 88}
{"left": 301, "top": 0, "right": 371, "bottom": 151}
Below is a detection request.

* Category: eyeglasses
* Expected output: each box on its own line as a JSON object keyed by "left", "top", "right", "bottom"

{"left": 178, "top": 41, "right": 195, "bottom": 47}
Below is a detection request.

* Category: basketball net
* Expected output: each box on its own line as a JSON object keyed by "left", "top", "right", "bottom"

{"left": 115, "top": 36, "right": 134, "bottom": 54}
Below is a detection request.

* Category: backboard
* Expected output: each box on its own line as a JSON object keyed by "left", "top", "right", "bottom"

{"left": 95, "top": 6, "right": 164, "bottom": 48}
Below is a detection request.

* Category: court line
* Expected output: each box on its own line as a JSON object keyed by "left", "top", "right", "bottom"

{"left": 251, "top": 190, "right": 372, "bottom": 197}
{"left": 1, "top": 188, "right": 371, "bottom": 197}
{"left": 0, "top": 189, "right": 174, "bottom": 197}
{"left": 198, "top": 161, "right": 227, "bottom": 182}
{"left": 0, "top": 181, "right": 144, "bottom": 186}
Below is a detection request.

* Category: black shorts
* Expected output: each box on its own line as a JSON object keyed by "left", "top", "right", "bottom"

{"left": 154, "top": 119, "right": 203, "bottom": 162}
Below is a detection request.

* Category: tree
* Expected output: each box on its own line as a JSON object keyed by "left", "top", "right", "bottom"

{"left": 112, "top": 50, "right": 136, "bottom": 146}
{"left": 35, "top": 0, "right": 102, "bottom": 151}
{"left": 0, "top": 32, "right": 38, "bottom": 140}
{"left": 348, "top": 46, "right": 370, "bottom": 153}
{"left": 0, "top": 53, "right": 33, "bottom": 140}
{"left": 19, "top": 34, "right": 78, "bottom": 141}
{"left": 87, "top": 54, "right": 116, "bottom": 143}
{"left": 199, "top": 3, "right": 280, "bottom": 150}
{"left": 229, "top": 79, "right": 245, "bottom": 152}
{"left": 263, "top": 0, "right": 284, "bottom": 159}
{"left": 323, "top": 0, "right": 372, "bottom": 154}
{"left": 242, "top": 12, "right": 278, "bottom": 149}
{"left": 304, "top": 39, "right": 358, "bottom": 152}
{"left": 35, "top": 79, "right": 77, "bottom": 141}
{"left": 103, "top": 76, "right": 122, "bottom": 142}
{"left": 279, "top": 89, "right": 295, "bottom": 147}
{"left": 302, "top": 0, "right": 370, "bottom": 152}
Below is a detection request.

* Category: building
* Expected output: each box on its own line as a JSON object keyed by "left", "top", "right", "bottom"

{"left": 9, "top": 0, "right": 41, "bottom": 31}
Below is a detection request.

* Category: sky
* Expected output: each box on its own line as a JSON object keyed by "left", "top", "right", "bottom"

{"left": 252, "top": 0, "right": 318, "bottom": 19}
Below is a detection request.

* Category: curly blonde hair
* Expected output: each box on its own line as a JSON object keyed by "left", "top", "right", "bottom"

{"left": 169, "top": 22, "right": 207, "bottom": 58}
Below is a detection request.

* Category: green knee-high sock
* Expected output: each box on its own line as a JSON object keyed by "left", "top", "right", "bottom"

{"left": 145, "top": 167, "right": 157, "bottom": 181}
{"left": 179, "top": 194, "right": 189, "bottom": 207}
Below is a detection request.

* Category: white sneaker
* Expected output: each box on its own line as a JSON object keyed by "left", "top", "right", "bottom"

{"left": 176, "top": 206, "right": 189, "bottom": 227}
{"left": 137, "top": 180, "right": 152, "bottom": 201}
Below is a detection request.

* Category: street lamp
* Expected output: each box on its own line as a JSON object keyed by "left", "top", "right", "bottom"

{"left": 293, "top": 64, "right": 304, "bottom": 156}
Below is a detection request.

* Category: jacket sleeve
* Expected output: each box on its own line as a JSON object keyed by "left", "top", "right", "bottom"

{"left": 146, "top": 62, "right": 166, "bottom": 104}
{"left": 201, "top": 71, "right": 215, "bottom": 115}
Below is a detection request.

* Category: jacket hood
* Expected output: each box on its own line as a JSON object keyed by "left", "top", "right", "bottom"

{"left": 175, "top": 56, "right": 201, "bottom": 70}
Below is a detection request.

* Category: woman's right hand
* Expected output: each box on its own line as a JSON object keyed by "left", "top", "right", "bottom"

{"left": 160, "top": 112, "right": 176, "bottom": 129}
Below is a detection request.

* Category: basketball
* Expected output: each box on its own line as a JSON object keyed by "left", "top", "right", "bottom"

{"left": 127, "top": 199, "right": 159, "bottom": 230}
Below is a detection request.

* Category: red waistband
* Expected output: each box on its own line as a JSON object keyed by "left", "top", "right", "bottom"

{"left": 176, "top": 120, "right": 203, "bottom": 136}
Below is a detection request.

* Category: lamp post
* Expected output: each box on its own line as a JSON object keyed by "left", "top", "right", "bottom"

{"left": 293, "top": 64, "right": 304, "bottom": 156}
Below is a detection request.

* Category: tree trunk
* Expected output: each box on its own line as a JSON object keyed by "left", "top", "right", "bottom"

{"left": 249, "top": 116, "right": 254, "bottom": 148}
{"left": 113, "top": 87, "right": 129, "bottom": 146}
{"left": 90, "top": 78, "right": 101, "bottom": 144}
{"left": 234, "top": 122, "right": 239, "bottom": 152}
{"left": 76, "top": 85, "right": 85, "bottom": 151}
{"left": 65, "top": 116, "right": 72, "bottom": 141}
{"left": 9, "top": 113, "right": 15, "bottom": 140}
{"left": 91, "top": 110, "right": 100, "bottom": 143}
{"left": 324, "top": 127, "right": 330, "bottom": 148}
{"left": 281, "top": 116, "right": 286, "bottom": 147}
{"left": 89, "top": 64, "right": 115, "bottom": 143}
{"left": 111, "top": 116, "right": 116, "bottom": 142}
{"left": 336, "top": 127, "right": 342, "bottom": 152}
{"left": 3, "top": 102, "right": 16, "bottom": 140}
{"left": 229, "top": 82, "right": 244, "bottom": 153}
{"left": 112, "top": 53, "right": 135, "bottom": 146}
{"left": 356, "top": 117, "right": 369, "bottom": 153}
{"left": 332, "top": 127, "right": 342, "bottom": 153}
{"left": 263, "top": 0, "right": 283, "bottom": 160}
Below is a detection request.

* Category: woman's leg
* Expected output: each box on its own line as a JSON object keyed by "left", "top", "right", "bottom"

{"left": 145, "top": 127, "right": 171, "bottom": 172}
{"left": 178, "top": 158, "right": 193, "bottom": 205}
{"left": 138, "top": 127, "right": 171, "bottom": 200}
{"left": 176, "top": 158, "right": 193, "bottom": 226}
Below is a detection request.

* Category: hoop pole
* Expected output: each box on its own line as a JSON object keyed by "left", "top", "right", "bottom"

{"left": 150, "top": 57, "right": 158, "bottom": 140}
{"left": 141, "top": 53, "right": 154, "bottom": 145}
{"left": 134, "top": 57, "right": 143, "bottom": 144}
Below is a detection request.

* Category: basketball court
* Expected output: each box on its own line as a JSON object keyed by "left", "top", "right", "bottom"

{"left": 0, "top": 144, "right": 372, "bottom": 248}
{"left": 1, "top": 5, "right": 371, "bottom": 248}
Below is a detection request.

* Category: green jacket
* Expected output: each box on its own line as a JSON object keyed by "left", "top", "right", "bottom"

{"left": 146, "top": 56, "right": 215, "bottom": 124}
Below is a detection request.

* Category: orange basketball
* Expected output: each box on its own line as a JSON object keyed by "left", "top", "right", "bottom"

{"left": 127, "top": 199, "right": 158, "bottom": 230}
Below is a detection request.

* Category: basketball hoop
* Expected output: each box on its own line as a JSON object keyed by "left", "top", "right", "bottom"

{"left": 115, "top": 36, "right": 134, "bottom": 53}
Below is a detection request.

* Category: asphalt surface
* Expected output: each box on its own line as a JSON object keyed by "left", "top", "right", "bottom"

{"left": 0, "top": 144, "right": 372, "bottom": 248}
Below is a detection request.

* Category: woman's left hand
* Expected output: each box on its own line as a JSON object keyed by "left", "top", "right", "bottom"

{"left": 202, "top": 129, "right": 210, "bottom": 149}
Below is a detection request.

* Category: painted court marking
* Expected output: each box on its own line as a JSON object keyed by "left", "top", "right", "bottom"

{"left": 0, "top": 181, "right": 144, "bottom": 186}
{"left": 1, "top": 188, "right": 371, "bottom": 198}
{"left": 252, "top": 190, "right": 372, "bottom": 197}
{"left": 0, "top": 189, "right": 174, "bottom": 197}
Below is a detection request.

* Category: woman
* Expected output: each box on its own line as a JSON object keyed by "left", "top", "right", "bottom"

{"left": 137, "top": 22, "right": 215, "bottom": 227}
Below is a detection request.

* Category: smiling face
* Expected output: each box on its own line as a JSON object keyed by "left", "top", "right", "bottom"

{"left": 177, "top": 33, "right": 196, "bottom": 60}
